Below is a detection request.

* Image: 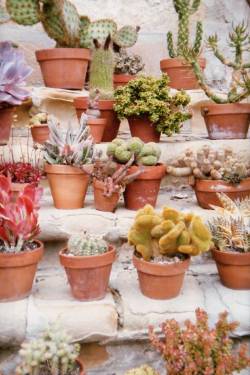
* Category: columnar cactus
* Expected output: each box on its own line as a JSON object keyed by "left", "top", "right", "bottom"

{"left": 68, "top": 232, "right": 108, "bottom": 256}
{"left": 124, "top": 365, "right": 159, "bottom": 375}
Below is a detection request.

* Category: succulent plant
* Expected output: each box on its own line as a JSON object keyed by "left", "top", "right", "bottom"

{"left": 29, "top": 112, "right": 48, "bottom": 127}
{"left": 124, "top": 365, "right": 159, "bottom": 375}
{"left": 68, "top": 231, "right": 108, "bottom": 256}
{"left": 114, "top": 49, "right": 144, "bottom": 75}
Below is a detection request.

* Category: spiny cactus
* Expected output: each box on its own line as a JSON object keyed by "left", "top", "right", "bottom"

{"left": 128, "top": 204, "right": 212, "bottom": 260}
{"left": 68, "top": 232, "right": 108, "bottom": 256}
{"left": 29, "top": 112, "right": 48, "bottom": 126}
{"left": 114, "top": 49, "right": 144, "bottom": 75}
{"left": 167, "top": 0, "right": 203, "bottom": 58}
{"left": 124, "top": 365, "right": 159, "bottom": 375}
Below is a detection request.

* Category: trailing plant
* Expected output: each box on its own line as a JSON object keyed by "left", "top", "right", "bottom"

{"left": 124, "top": 365, "right": 159, "bottom": 375}
{"left": 114, "top": 49, "right": 144, "bottom": 75}
{"left": 167, "top": 0, "right": 203, "bottom": 58}
{"left": 29, "top": 112, "right": 48, "bottom": 127}
{"left": 0, "top": 175, "right": 42, "bottom": 253}
{"left": 128, "top": 204, "right": 212, "bottom": 261}
{"left": 149, "top": 308, "right": 250, "bottom": 375}
{"left": 114, "top": 75, "right": 191, "bottom": 136}
{"left": 184, "top": 22, "right": 250, "bottom": 103}
{"left": 68, "top": 231, "right": 108, "bottom": 256}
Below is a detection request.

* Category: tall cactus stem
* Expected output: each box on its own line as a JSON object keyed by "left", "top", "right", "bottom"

{"left": 193, "top": 21, "right": 203, "bottom": 55}
{"left": 167, "top": 32, "right": 176, "bottom": 58}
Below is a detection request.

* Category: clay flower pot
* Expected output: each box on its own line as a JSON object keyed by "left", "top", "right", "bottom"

{"left": 212, "top": 249, "right": 250, "bottom": 289}
{"left": 74, "top": 97, "right": 89, "bottom": 120}
{"left": 128, "top": 116, "right": 161, "bottom": 143}
{"left": 93, "top": 179, "right": 120, "bottom": 212}
{"left": 0, "top": 107, "right": 14, "bottom": 145}
{"left": 160, "top": 57, "right": 206, "bottom": 90}
{"left": 45, "top": 163, "right": 90, "bottom": 209}
{"left": 124, "top": 164, "right": 165, "bottom": 210}
{"left": 76, "top": 358, "right": 85, "bottom": 375}
{"left": 31, "top": 125, "right": 50, "bottom": 144}
{"left": 87, "top": 118, "right": 107, "bottom": 144}
{"left": 59, "top": 245, "right": 116, "bottom": 301}
{"left": 0, "top": 240, "right": 44, "bottom": 301}
{"left": 133, "top": 253, "right": 190, "bottom": 299}
{"left": 201, "top": 103, "right": 250, "bottom": 139}
{"left": 113, "top": 74, "right": 136, "bottom": 88}
{"left": 194, "top": 178, "right": 250, "bottom": 209}
{"left": 36, "top": 48, "right": 91, "bottom": 89}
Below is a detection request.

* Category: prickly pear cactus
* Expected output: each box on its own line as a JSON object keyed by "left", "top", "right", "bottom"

{"left": 125, "top": 365, "right": 159, "bottom": 375}
{"left": 6, "top": 0, "right": 40, "bottom": 25}
{"left": 113, "top": 25, "right": 140, "bottom": 48}
{"left": 68, "top": 232, "right": 108, "bottom": 256}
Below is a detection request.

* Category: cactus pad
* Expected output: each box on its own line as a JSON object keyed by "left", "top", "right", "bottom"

{"left": 113, "top": 25, "right": 139, "bottom": 48}
{"left": 42, "top": 1, "right": 66, "bottom": 46}
{"left": 87, "top": 19, "right": 117, "bottom": 46}
{"left": 6, "top": 0, "right": 40, "bottom": 25}
{"left": 59, "top": 0, "right": 80, "bottom": 47}
{"left": 79, "top": 15, "right": 91, "bottom": 48}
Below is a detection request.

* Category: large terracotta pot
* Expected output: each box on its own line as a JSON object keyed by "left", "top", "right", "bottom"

{"left": 133, "top": 254, "right": 190, "bottom": 299}
{"left": 45, "top": 163, "right": 90, "bottom": 209}
{"left": 93, "top": 179, "right": 120, "bottom": 212}
{"left": 128, "top": 116, "right": 161, "bottom": 143}
{"left": 59, "top": 245, "right": 116, "bottom": 301}
{"left": 201, "top": 103, "right": 250, "bottom": 139}
{"left": 124, "top": 164, "right": 165, "bottom": 210}
{"left": 74, "top": 97, "right": 89, "bottom": 120}
{"left": 0, "top": 240, "right": 44, "bottom": 301}
{"left": 0, "top": 107, "right": 14, "bottom": 145}
{"left": 87, "top": 118, "right": 107, "bottom": 143}
{"left": 36, "top": 48, "right": 90, "bottom": 89}
{"left": 212, "top": 249, "right": 250, "bottom": 290}
{"left": 160, "top": 57, "right": 206, "bottom": 90}
{"left": 31, "top": 125, "right": 50, "bottom": 144}
{"left": 194, "top": 178, "right": 250, "bottom": 209}
{"left": 113, "top": 74, "right": 136, "bottom": 88}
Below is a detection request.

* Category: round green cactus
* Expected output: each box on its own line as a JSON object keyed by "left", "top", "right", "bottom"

{"left": 127, "top": 137, "right": 144, "bottom": 155}
{"left": 68, "top": 232, "right": 108, "bottom": 257}
{"left": 137, "top": 143, "right": 161, "bottom": 165}
{"left": 113, "top": 25, "right": 139, "bottom": 48}
{"left": 114, "top": 145, "right": 132, "bottom": 163}
{"left": 6, "top": 0, "right": 40, "bottom": 25}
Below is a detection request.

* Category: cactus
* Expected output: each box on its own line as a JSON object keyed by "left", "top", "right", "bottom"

{"left": 128, "top": 204, "right": 212, "bottom": 260}
{"left": 124, "top": 365, "right": 159, "bottom": 375}
{"left": 68, "top": 232, "right": 108, "bottom": 256}
{"left": 114, "top": 49, "right": 144, "bottom": 75}
{"left": 167, "top": 0, "right": 203, "bottom": 58}
{"left": 29, "top": 112, "right": 48, "bottom": 126}
{"left": 6, "top": 0, "right": 40, "bottom": 25}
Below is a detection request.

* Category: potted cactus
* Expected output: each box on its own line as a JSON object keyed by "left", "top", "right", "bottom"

{"left": 167, "top": 145, "right": 250, "bottom": 209}
{"left": 128, "top": 204, "right": 212, "bottom": 299}
{"left": 160, "top": 0, "right": 205, "bottom": 90}
{"left": 114, "top": 75, "right": 191, "bottom": 143}
{"left": 43, "top": 115, "right": 94, "bottom": 209}
{"left": 59, "top": 231, "right": 116, "bottom": 301}
{"left": 113, "top": 49, "right": 144, "bottom": 88}
{"left": 29, "top": 112, "right": 50, "bottom": 144}
{"left": 0, "top": 41, "right": 32, "bottom": 144}
{"left": 184, "top": 22, "right": 250, "bottom": 139}
{"left": 0, "top": 175, "right": 43, "bottom": 301}
{"left": 16, "top": 324, "right": 85, "bottom": 374}
{"left": 124, "top": 365, "right": 159, "bottom": 375}
{"left": 208, "top": 193, "right": 250, "bottom": 290}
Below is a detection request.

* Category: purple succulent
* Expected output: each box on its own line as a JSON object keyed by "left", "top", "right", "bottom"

{"left": 0, "top": 41, "right": 32, "bottom": 106}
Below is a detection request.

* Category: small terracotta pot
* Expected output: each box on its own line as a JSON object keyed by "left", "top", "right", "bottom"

{"left": 0, "top": 107, "right": 14, "bottom": 145}
{"left": 31, "top": 125, "right": 50, "bottom": 144}
{"left": 74, "top": 97, "right": 89, "bottom": 120}
{"left": 93, "top": 179, "right": 120, "bottom": 212}
{"left": 0, "top": 240, "right": 44, "bottom": 301}
{"left": 36, "top": 48, "right": 91, "bottom": 89}
{"left": 45, "top": 163, "right": 90, "bottom": 209}
{"left": 212, "top": 249, "right": 250, "bottom": 289}
{"left": 133, "top": 254, "right": 190, "bottom": 299}
{"left": 194, "top": 178, "right": 250, "bottom": 209}
{"left": 87, "top": 118, "right": 107, "bottom": 143}
{"left": 160, "top": 57, "right": 206, "bottom": 90}
{"left": 76, "top": 358, "right": 85, "bottom": 375}
{"left": 128, "top": 116, "right": 161, "bottom": 143}
{"left": 124, "top": 164, "right": 165, "bottom": 210}
{"left": 59, "top": 245, "right": 116, "bottom": 301}
{"left": 113, "top": 74, "right": 136, "bottom": 88}
{"left": 201, "top": 103, "right": 250, "bottom": 139}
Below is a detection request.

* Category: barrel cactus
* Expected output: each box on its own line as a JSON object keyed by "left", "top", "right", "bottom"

{"left": 68, "top": 232, "right": 108, "bottom": 256}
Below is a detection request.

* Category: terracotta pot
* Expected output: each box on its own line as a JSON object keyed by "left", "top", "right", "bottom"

{"left": 212, "top": 249, "right": 250, "bottom": 289}
{"left": 0, "top": 240, "right": 44, "bottom": 301}
{"left": 0, "top": 107, "right": 14, "bottom": 145}
{"left": 45, "top": 163, "right": 90, "bottom": 209}
{"left": 128, "top": 116, "right": 161, "bottom": 143}
{"left": 87, "top": 118, "right": 107, "bottom": 143}
{"left": 160, "top": 57, "right": 206, "bottom": 90}
{"left": 133, "top": 254, "right": 190, "bottom": 299}
{"left": 31, "top": 125, "right": 50, "bottom": 144}
{"left": 201, "top": 103, "right": 250, "bottom": 139}
{"left": 194, "top": 178, "right": 250, "bottom": 209}
{"left": 76, "top": 358, "right": 85, "bottom": 375}
{"left": 36, "top": 48, "right": 91, "bottom": 89}
{"left": 113, "top": 74, "right": 136, "bottom": 88}
{"left": 124, "top": 164, "right": 165, "bottom": 210}
{"left": 93, "top": 179, "right": 120, "bottom": 212}
{"left": 59, "top": 245, "right": 116, "bottom": 301}
{"left": 74, "top": 97, "right": 89, "bottom": 120}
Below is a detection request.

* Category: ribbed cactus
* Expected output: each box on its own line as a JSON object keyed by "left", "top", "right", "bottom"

{"left": 167, "top": 0, "right": 203, "bottom": 58}
{"left": 68, "top": 232, "right": 108, "bottom": 256}
{"left": 124, "top": 365, "right": 159, "bottom": 375}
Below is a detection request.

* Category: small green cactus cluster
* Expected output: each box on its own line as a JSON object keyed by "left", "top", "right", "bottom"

{"left": 167, "top": 0, "right": 203, "bottom": 58}
{"left": 107, "top": 138, "right": 161, "bottom": 166}
{"left": 16, "top": 324, "right": 80, "bottom": 375}
{"left": 68, "top": 232, "right": 108, "bottom": 256}
{"left": 124, "top": 365, "right": 159, "bottom": 375}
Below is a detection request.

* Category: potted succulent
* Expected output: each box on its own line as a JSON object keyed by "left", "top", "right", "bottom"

{"left": 107, "top": 138, "right": 165, "bottom": 210}
{"left": 128, "top": 204, "right": 212, "bottom": 299}
{"left": 209, "top": 193, "right": 250, "bottom": 290}
{"left": 149, "top": 308, "right": 250, "bottom": 374}
{"left": 0, "top": 175, "right": 43, "bottom": 301}
{"left": 59, "top": 231, "right": 116, "bottom": 301}
{"left": 124, "top": 365, "right": 159, "bottom": 375}
{"left": 114, "top": 75, "right": 191, "bottom": 143}
{"left": 29, "top": 112, "right": 50, "bottom": 144}
{"left": 184, "top": 22, "right": 250, "bottom": 139}
{"left": 167, "top": 145, "right": 250, "bottom": 209}
{"left": 0, "top": 41, "right": 32, "bottom": 144}
{"left": 160, "top": 0, "right": 205, "bottom": 90}
{"left": 43, "top": 115, "right": 94, "bottom": 209}
{"left": 113, "top": 49, "right": 144, "bottom": 88}
{"left": 16, "top": 324, "right": 85, "bottom": 374}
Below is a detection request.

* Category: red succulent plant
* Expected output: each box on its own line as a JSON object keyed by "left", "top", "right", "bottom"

{"left": 0, "top": 162, "right": 43, "bottom": 184}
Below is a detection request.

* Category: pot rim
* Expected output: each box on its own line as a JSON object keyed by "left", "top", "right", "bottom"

{"left": 30, "top": 123, "right": 49, "bottom": 128}
{"left": 44, "top": 163, "right": 90, "bottom": 176}
{"left": 97, "top": 99, "right": 115, "bottom": 110}
{"left": 87, "top": 118, "right": 107, "bottom": 125}
{"left": 201, "top": 102, "right": 250, "bottom": 116}
{"left": 0, "top": 239, "right": 44, "bottom": 266}
{"left": 212, "top": 248, "right": 250, "bottom": 265}
{"left": 160, "top": 57, "right": 206, "bottom": 69}
{"left": 36, "top": 48, "right": 91, "bottom": 61}
{"left": 73, "top": 96, "right": 89, "bottom": 108}
{"left": 76, "top": 358, "right": 85, "bottom": 374}
{"left": 195, "top": 177, "right": 250, "bottom": 191}
{"left": 127, "top": 163, "right": 166, "bottom": 180}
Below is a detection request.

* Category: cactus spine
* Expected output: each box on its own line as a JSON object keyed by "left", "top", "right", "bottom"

{"left": 68, "top": 232, "right": 108, "bottom": 256}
